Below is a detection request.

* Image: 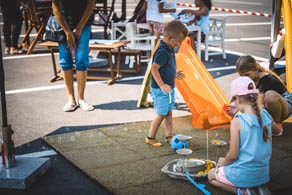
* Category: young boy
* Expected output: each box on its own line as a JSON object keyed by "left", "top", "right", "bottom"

{"left": 145, "top": 20, "right": 188, "bottom": 146}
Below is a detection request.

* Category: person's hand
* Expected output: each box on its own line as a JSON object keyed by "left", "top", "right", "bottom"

{"left": 160, "top": 84, "right": 172, "bottom": 94}
{"left": 66, "top": 31, "right": 76, "bottom": 51}
{"left": 217, "top": 157, "right": 225, "bottom": 167}
{"left": 187, "top": 19, "right": 195, "bottom": 26}
{"left": 73, "top": 27, "right": 82, "bottom": 41}
{"left": 226, "top": 104, "right": 238, "bottom": 116}
{"left": 176, "top": 70, "right": 185, "bottom": 80}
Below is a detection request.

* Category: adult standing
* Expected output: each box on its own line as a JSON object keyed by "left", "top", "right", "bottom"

{"left": 0, "top": 0, "right": 23, "bottom": 54}
{"left": 52, "top": 0, "right": 95, "bottom": 112}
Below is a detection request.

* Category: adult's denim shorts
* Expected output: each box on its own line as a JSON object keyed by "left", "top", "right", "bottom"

{"left": 150, "top": 87, "right": 175, "bottom": 116}
{"left": 58, "top": 25, "right": 91, "bottom": 71}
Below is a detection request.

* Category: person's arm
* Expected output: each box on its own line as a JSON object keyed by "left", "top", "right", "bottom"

{"left": 52, "top": 0, "right": 76, "bottom": 50}
{"left": 158, "top": 2, "right": 176, "bottom": 13}
{"left": 218, "top": 117, "right": 240, "bottom": 167}
{"left": 74, "top": 0, "right": 95, "bottom": 40}
{"left": 182, "top": 7, "right": 209, "bottom": 16}
{"left": 142, "top": 1, "right": 147, "bottom": 11}
{"left": 151, "top": 63, "right": 172, "bottom": 94}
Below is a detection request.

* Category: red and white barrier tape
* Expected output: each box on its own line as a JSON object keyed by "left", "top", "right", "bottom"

{"left": 176, "top": 3, "right": 272, "bottom": 18}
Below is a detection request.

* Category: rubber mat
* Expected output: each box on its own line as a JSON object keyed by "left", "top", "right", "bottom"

{"left": 43, "top": 115, "right": 230, "bottom": 195}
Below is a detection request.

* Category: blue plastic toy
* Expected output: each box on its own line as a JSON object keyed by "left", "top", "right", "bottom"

{"left": 171, "top": 134, "right": 189, "bottom": 151}
{"left": 170, "top": 11, "right": 195, "bottom": 24}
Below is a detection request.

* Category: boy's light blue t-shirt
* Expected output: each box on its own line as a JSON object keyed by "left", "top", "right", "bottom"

{"left": 223, "top": 109, "right": 272, "bottom": 188}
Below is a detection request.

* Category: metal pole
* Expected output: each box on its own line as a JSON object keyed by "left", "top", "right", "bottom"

{"left": 271, "top": 0, "right": 282, "bottom": 43}
{"left": 0, "top": 41, "right": 7, "bottom": 128}
{"left": 0, "top": 31, "right": 15, "bottom": 168}
{"left": 206, "top": 130, "right": 208, "bottom": 160}
{"left": 269, "top": 0, "right": 282, "bottom": 70}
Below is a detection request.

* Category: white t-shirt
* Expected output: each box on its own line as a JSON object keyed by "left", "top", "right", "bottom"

{"left": 146, "top": 0, "right": 165, "bottom": 23}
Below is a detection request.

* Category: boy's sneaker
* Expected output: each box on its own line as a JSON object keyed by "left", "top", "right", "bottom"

{"left": 165, "top": 136, "right": 173, "bottom": 144}
{"left": 145, "top": 137, "right": 162, "bottom": 147}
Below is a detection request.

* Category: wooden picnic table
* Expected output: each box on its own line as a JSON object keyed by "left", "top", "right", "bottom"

{"left": 39, "top": 40, "right": 131, "bottom": 85}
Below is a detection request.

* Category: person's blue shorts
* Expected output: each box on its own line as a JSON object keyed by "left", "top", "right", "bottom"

{"left": 58, "top": 25, "right": 91, "bottom": 71}
{"left": 151, "top": 87, "right": 175, "bottom": 116}
{"left": 281, "top": 91, "right": 292, "bottom": 115}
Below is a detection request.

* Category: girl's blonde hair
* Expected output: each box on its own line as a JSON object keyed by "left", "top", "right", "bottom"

{"left": 239, "top": 93, "right": 270, "bottom": 142}
{"left": 236, "top": 55, "right": 285, "bottom": 87}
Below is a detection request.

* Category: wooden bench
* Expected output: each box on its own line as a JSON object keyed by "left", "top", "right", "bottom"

{"left": 98, "top": 49, "right": 142, "bottom": 74}
{"left": 39, "top": 40, "right": 136, "bottom": 85}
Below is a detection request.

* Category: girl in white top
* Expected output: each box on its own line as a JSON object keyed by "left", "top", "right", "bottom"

{"left": 182, "top": 0, "right": 212, "bottom": 51}
{"left": 143, "top": 0, "right": 176, "bottom": 43}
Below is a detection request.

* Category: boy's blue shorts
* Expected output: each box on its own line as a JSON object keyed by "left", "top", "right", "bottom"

{"left": 151, "top": 87, "right": 175, "bottom": 116}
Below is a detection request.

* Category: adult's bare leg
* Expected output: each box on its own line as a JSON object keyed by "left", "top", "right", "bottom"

{"left": 63, "top": 69, "right": 76, "bottom": 104}
{"left": 76, "top": 70, "right": 87, "bottom": 101}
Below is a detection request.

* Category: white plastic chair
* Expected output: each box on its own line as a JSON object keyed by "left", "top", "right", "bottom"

{"left": 108, "top": 21, "right": 127, "bottom": 64}
{"left": 204, "top": 17, "right": 226, "bottom": 61}
{"left": 125, "top": 22, "right": 156, "bottom": 68}
{"left": 111, "top": 21, "right": 127, "bottom": 40}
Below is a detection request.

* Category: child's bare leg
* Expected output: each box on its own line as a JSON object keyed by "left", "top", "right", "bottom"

{"left": 153, "top": 33, "right": 161, "bottom": 46}
{"left": 164, "top": 111, "right": 173, "bottom": 137}
{"left": 189, "top": 34, "right": 197, "bottom": 52}
{"left": 208, "top": 169, "right": 237, "bottom": 194}
{"left": 148, "top": 114, "right": 164, "bottom": 138}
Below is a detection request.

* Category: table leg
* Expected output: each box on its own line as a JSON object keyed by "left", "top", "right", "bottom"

{"left": 116, "top": 47, "right": 122, "bottom": 79}
{"left": 49, "top": 48, "right": 62, "bottom": 82}
{"left": 106, "top": 50, "right": 115, "bottom": 85}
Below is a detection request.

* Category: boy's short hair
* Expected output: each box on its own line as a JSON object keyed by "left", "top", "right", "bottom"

{"left": 164, "top": 20, "right": 188, "bottom": 39}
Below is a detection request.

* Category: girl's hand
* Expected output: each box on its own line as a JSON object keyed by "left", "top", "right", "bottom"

{"left": 160, "top": 84, "right": 172, "bottom": 94}
{"left": 176, "top": 70, "right": 185, "bottom": 80}
{"left": 226, "top": 104, "right": 237, "bottom": 116}
{"left": 187, "top": 19, "right": 195, "bottom": 26}
{"left": 217, "top": 157, "right": 225, "bottom": 167}
{"left": 182, "top": 9, "right": 190, "bottom": 14}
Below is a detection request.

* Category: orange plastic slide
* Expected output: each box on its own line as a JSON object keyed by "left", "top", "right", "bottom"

{"left": 175, "top": 38, "right": 232, "bottom": 130}
{"left": 282, "top": 0, "right": 292, "bottom": 92}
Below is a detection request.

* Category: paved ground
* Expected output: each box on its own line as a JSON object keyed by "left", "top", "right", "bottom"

{"left": 0, "top": 0, "right": 291, "bottom": 194}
